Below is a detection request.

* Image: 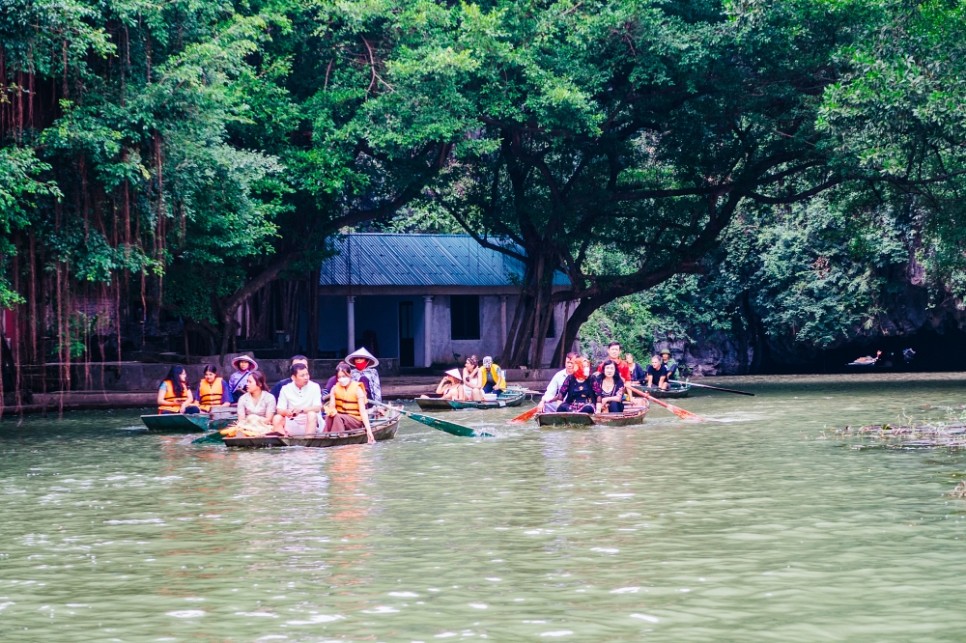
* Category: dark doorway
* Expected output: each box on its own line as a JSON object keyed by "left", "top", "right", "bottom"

{"left": 399, "top": 301, "right": 414, "bottom": 367}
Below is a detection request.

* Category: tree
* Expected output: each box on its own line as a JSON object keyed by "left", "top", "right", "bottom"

{"left": 392, "top": 0, "right": 964, "bottom": 367}
{"left": 378, "top": 0, "right": 852, "bottom": 365}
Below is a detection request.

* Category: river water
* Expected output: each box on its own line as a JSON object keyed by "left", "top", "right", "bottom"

{"left": 2, "top": 373, "right": 966, "bottom": 641}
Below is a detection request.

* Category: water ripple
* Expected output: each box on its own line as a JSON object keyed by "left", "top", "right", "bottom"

{"left": 3, "top": 380, "right": 966, "bottom": 639}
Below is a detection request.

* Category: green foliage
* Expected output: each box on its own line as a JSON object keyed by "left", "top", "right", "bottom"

{"left": 819, "top": 0, "right": 965, "bottom": 177}
{"left": 579, "top": 273, "right": 720, "bottom": 358}
{"left": 0, "top": 147, "right": 62, "bottom": 306}
{"left": 48, "top": 312, "right": 96, "bottom": 360}
{"left": 584, "top": 190, "right": 933, "bottom": 361}
{"left": 0, "top": 147, "right": 61, "bottom": 232}
{"left": 1, "top": 0, "right": 963, "bottom": 370}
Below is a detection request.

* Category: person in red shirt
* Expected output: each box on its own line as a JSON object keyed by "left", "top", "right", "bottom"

{"left": 596, "top": 341, "right": 631, "bottom": 381}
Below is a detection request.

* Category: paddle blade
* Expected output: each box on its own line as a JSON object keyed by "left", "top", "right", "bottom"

{"left": 509, "top": 406, "right": 540, "bottom": 424}
{"left": 408, "top": 411, "right": 493, "bottom": 438}
{"left": 372, "top": 400, "right": 493, "bottom": 438}
{"left": 628, "top": 385, "right": 705, "bottom": 422}
{"left": 647, "top": 393, "right": 704, "bottom": 421}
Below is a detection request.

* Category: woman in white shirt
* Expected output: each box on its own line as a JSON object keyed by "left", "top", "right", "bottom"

{"left": 234, "top": 370, "right": 276, "bottom": 436}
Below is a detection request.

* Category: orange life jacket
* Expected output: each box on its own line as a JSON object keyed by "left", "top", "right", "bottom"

{"left": 332, "top": 381, "right": 366, "bottom": 419}
{"left": 198, "top": 377, "right": 225, "bottom": 412}
{"left": 159, "top": 380, "right": 188, "bottom": 413}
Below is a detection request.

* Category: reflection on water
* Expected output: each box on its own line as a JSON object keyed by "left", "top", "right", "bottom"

{"left": 3, "top": 374, "right": 966, "bottom": 640}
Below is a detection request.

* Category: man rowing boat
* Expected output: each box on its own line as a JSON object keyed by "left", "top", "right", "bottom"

{"left": 537, "top": 352, "right": 578, "bottom": 413}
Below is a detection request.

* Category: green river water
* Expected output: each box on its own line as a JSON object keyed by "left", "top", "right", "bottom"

{"left": 2, "top": 373, "right": 966, "bottom": 642}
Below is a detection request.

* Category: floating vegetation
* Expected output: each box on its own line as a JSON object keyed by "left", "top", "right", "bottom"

{"left": 837, "top": 423, "right": 966, "bottom": 449}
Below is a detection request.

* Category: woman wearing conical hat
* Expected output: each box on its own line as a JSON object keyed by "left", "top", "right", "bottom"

{"left": 227, "top": 354, "right": 258, "bottom": 403}
{"left": 345, "top": 347, "right": 381, "bottom": 403}
{"left": 434, "top": 368, "right": 464, "bottom": 401}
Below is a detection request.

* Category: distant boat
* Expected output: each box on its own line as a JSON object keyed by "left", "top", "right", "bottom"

{"left": 413, "top": 395, "right": 457, "bottom": 410}
{"left": 634, "top": 382, "right": 691, "bottom": 399}
{"left": 415, "top": 389, "right": 526, "bottom": 411}
{"left": 846, "top": 348, "right": 916, "bottom": 371}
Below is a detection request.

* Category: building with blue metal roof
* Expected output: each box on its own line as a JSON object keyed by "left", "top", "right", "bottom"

{"left": 312, "top": 233, "right": 572, "bottom": 369}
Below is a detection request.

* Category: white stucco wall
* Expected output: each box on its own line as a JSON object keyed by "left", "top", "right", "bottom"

{"left": 430, "top": 295, "right": 566, "bottom": 368}
{"left": 314, "top": 293, "right": 569, "bottom": 368}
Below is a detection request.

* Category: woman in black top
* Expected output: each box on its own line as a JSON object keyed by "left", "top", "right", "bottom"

{"left": 555, "top": 357, "right": 597, "bottom": 413}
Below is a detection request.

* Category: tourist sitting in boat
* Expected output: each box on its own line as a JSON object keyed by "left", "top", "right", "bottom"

{"left": 346, "top": 347, "right": 382, "bottom": 403}
{"left": 552, "top": 357, "right": 597, "bottom": 413}
{"left": 196, "top": 364, "right": 231, "bottom": 413}
{"left": 660, "top": 349, "right": 679, "bottom": 381}
{"left": 594, "top": 359, "right": 626, "bottom": 414}
{"left": 232, "top": 370, "right": 276, "bottom": 437}
{"left": 324, "top": 362, "right": 375, "bottom": 443}
{"left": 272, "top": 362, "right": 323, "bottom": 436}
{"left": 851, "top": 350, "right": 883, "bottom": 365}
{"left": 271, "top": 355, "right": 311, "bottom": 400}
{"left": 227, "top": 354, "right": 258, "bottom": 403}
{"left": 479, "top": 356, "right": 506, "bottom": 395}
{"left": 596, "top": 342, "right": 631, "bottom": 380}
{"left": 157, "top": 365, "right": 200, "bottom": 414}
{"left": 461, "top": 355, "right": 485, "bottom": 401}
{"left": 537, "top": 352, "right": 578, "bottom": 413}
{"left": 433, "top": 368, "right": 465, "bottom": 401}
{"left": 625, "top": 353, "right": 646, "bottom": 385}
{"left": 644, "top": 354, "right": 669, "bottom": 390}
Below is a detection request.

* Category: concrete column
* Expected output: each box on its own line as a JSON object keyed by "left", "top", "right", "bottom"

{"left": 347, "top": 295, "right": 356, "bottom": 352}
{"left": 500, "top": 296, "right": 508, "bottom": 356}
{"left": 560, "top": 300, "right": 572, "bottom": 366}
{"left": 423, "top": 296, "right": 433, "bottom": 367}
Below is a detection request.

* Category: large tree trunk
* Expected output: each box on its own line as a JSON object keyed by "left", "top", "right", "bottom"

{"left": 502, "top": 250, "right": 561, "bottom": 368}
{"left": 217, "top": 250, "right": 303, "bottom": 361}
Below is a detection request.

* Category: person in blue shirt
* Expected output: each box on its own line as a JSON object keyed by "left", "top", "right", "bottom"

{"left": 228, "top": 354, "right": 258, "bottom": 403}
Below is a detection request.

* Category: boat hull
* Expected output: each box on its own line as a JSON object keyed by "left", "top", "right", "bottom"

{"left": 224, "top": 414, "right": 400, "bottom": 448}
{"left": 536, "top": 411, "right": 595, "bottom": 427}
{"left": 636, "top": 383, "right": 690, "bottom": 399}
{"left": 415, "top": 391, "right": 526, "bottom": 411}
{"left": 449, "top": 391, "right": 526, "bottom": 410}
{"left": 536, "top": 408, "right": 648, "bottom": 427}
{"left": 414, "top": 396, "right": 455, "bottom": 411}
{"left": 141, "top": 407, "right": 237, "bottom": 433}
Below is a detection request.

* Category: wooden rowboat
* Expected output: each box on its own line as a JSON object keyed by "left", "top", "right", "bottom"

{"left": 632, "top": 382, "right": 690, "bottom": 399}
{"left": 415, "top": 390, "right": 526, "bottom": 411}
{"left": 536, "top": 407, "right": 648, "bottom": 428}
{"left": 140, "top": 407, "right": 237, "bottom": 433}
{"left": 224, "top": 411, "right": 401, "bottom": 448}
{"left": 414, "top": 396, "right": 456, "bottom": 411}
{"left": 449, "top": 390, "right": 526, "bottom": 409}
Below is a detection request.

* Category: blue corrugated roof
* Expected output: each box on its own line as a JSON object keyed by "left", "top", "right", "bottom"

{"left": 318, "top": 233, "right": 570, "bottom": 288}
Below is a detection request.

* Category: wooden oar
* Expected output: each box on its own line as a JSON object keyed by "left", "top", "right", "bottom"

{"left": 506, "top": 386, "right": 542, "bottom": 396}
{"left": 372, "top": 401, "right": 494, "bottom": 438}
{"left": 627, "top": 386, "right": 705, "bottom": 421}
{"left": 670, "top": 379, "right": 754, "bottom": 396}
{"left": 190, "top": 411, "right": 234, "bottom": 444}
{"left": 509, "top": 405, "right": 540, "bottom": 424}
{"left": 191, "top": 430, "right": 225, "bottom": 444}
